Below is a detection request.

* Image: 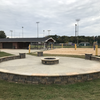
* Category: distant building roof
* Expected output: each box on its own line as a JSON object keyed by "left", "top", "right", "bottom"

{"left": 0, "top": 37, "right": 56, "bottom": 42}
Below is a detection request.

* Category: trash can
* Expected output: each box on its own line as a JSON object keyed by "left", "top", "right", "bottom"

{"left": 19, "top": 53, "right": 26, "bottom": 58}
{"left": 37, "top": 52, "right": 43, "bottom": 56}
{"left": 85, "top": 54, "right": 92, "bottom": 60}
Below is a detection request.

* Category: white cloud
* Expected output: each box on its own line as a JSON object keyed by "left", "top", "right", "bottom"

{"left": 0, "top": 0, "right": 100, "bottom": 37}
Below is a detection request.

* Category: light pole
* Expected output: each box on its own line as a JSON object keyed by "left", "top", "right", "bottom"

{"left": 75, "top": 24, "right": 77, "bottom": 37}
{"left": 19, "top": 33, "right": 20, "bottom": 38}
{"left": 76, "top": 19, "right": 80, "bottom": 45}
{"left": 10, "top": 30, "right": 13, "bottom": 38}
{"left": 75, "top": 24, "right": 77, "bottom": 44}
{"left": 36, "top": 22, "right": 39, "bottom": 38}
{"left": 43, "top": 30, "right": 45, "bottom": 37}
{"left": 14, "top": 30, "right": 15, "bottom": 38}
{"left": 48, "top": 30, "right": 51, "bottom": 36}
{"left": 22, "top": 27, "right": 24, "bottom": 38}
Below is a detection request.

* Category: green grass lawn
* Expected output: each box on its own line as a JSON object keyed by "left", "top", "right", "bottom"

{"left": 0, "top": 79, "right": 100, "bottom": 100}
{"left": 0, "top": 51, "right": 13, "bottom": 57}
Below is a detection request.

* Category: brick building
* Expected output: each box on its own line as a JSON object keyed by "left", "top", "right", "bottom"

{"left": 0, "top": 37, "right": 55, "bottom": 49}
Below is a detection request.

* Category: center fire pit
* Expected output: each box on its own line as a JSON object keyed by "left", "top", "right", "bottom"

{"left": 41, "top": 57, "right": 59, "bottom": 65}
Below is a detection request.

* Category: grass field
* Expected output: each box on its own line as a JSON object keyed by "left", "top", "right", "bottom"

{"left": 0, "top": 51, "right": 13, "bottom": 57}
{"left": 0, "top": 79, "right": 100, "bottom": 100}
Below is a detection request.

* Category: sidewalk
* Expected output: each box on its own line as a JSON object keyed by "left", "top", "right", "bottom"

{"left": 1, "top": 49, "right": 43, "bottom": 55}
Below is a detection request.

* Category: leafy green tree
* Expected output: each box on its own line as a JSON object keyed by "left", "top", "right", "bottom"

{"left": 50, "top": 35, "right": 100, "bottom": 45}
{"left": 0, "top": 31, "right": 6, "bottom": 38}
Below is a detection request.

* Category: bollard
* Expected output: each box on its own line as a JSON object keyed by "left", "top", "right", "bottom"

{"left": 51, "top": 44, "right": 53, "bottom": 49}
{"left": 75, "top": 44, "right": 77, "bottom": 50}
{"left": 29, "top": 45, "right": 30, "bottom": 53}
{"left": 62, "top": 44, "right": 63, "bottom": 48}
{"left": 95, "top": 45, "right": 98, "bottom": 56}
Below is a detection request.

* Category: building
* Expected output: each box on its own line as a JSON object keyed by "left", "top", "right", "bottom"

{"left": 0, "top": 37, "right": 56, "bottom": 49}
{"left": 79, "top": 42, "right": 90, "bottom": 46}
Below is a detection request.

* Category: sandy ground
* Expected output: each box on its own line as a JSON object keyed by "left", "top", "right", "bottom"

{"left": 43, "top": 48, "right": 100, "bottom": 55}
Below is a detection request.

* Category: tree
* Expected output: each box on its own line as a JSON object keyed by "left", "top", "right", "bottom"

{"left": 0, "top": 31, "right": 6, "bottom": 38}
{"left": 50, "top": 34, "right": 98, "bottom": 45}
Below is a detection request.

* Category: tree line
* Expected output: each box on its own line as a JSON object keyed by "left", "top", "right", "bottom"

{"left": 0, "top": 31, "right": 100, "bottom": 45}
{"left": 49, "top": 35, "right": 100, "bottom": 45}
{"left": 0, "top": 31, "right": 6, "bottom": 38}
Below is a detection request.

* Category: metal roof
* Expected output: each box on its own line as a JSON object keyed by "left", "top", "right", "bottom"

{"left": 0, "top": 37, "right": 56, "bottom": 42}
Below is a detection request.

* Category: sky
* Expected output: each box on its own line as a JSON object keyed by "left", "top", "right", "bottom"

{"left": 0, "top": 0, "right": 100, "bottom": 38}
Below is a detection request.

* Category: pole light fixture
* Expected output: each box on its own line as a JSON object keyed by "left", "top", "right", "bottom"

{"left": 75, "top": 24, "right": 77, "bottom": 37}
{"left": 22, "top": 27, "right": 24, "bottom": 38}
{"left": 76, "top": 19, "right": 80, "bottom": 45}
{"left": 48, "top": 30, "right": 51, "bottom": 36}
{"left": 43, "top": 30, "right": 45, "bottom": 37}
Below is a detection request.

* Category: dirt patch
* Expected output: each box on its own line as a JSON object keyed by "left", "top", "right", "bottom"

{"left": 43, "top": 48, "right": 100, "bottom": 55}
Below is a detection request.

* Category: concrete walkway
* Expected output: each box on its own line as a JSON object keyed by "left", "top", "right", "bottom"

{"left": 0, "top": 49, "right": 100, "bottom": 76}
{"left": 1, "top": 49, "right": 43, "bottom": 55}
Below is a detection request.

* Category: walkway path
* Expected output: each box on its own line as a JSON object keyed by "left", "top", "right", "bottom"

{"left": 1, "top": 49, "right": 42, "bottom": 55}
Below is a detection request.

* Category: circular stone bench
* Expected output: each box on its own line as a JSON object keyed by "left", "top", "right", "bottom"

{"left": 0, "top": 53, "right": 26, "bottom": 63}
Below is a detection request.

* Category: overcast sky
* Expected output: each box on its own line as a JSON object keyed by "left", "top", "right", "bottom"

{"left": 0, "top": 0, "right": 100, "bottom": 38}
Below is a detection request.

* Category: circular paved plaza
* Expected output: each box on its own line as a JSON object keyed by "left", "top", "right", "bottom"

{"left": 0, "top": 55, "right": 100, "bottom": 76}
